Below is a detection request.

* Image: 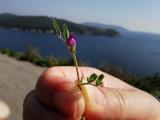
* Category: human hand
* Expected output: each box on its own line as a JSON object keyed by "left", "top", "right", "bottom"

{"left": 23, "top": 67, "right": 160, "bottom": 120}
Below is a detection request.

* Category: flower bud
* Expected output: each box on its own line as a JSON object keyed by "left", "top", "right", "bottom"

{"left": 67, "top": 34, "right": 77, "bottom": 47}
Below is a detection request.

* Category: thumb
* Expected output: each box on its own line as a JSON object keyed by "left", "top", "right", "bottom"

{"left": 82, "top": 85, "right": 160, "bottom": 120}
{"left": 36, "top": 68, "right": 85, "bottom": 119}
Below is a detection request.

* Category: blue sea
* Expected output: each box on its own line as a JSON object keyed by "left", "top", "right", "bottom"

{"left": 0, "top": 28, "right": 160, "bottom": 76}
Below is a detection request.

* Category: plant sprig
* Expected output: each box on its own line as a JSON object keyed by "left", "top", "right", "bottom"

{"left": 52, "top": 18, "right": 104, "bottom": 88}
{"left": 80, "top": 73, "right": 104, "bottom": 86}
{"left": 52, "top": 18, "right": 104, "bottom": 120}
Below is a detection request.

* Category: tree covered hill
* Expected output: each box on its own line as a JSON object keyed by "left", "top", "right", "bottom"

{"left": 83, "top": 22, "right": 130, "bottom": 34}
{"left": 0, "top": 13, "right": 120, "bottom": 37}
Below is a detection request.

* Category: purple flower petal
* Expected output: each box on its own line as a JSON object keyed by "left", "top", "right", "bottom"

{"left": 67, "top": 34, "right": 77, "bottom": 47}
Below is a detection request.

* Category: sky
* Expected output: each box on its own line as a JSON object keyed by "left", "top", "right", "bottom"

{"left": 0, "top": 0, "right": 160, "bottom": 33}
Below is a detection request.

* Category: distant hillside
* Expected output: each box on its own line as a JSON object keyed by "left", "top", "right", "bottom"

{"left": 82, "top": 22, "right": 130, "bottom": 34}
{"left": 0, "top": 13, "right": 120, "bottom": 37}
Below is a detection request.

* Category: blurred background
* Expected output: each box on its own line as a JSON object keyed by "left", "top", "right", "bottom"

{"left": 0, "top": 0, "right": 160, "bottom": 120}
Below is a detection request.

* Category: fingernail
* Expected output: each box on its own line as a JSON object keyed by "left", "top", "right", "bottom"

{"left": 42, "top": 68, "right": 65, "bottom": 80}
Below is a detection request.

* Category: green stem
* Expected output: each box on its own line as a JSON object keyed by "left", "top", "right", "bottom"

{"left": 72, "top": 51, "right": 85, "bottom": 120}
{"left": 72, "top": 52, "right": 80, "bottom": 86}
{"left": 80, "top": 83, "right": 97, "bottom": 87}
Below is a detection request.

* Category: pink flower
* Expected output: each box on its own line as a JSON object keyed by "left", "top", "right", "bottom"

{"left": 67, "top": 34, "right": 77, "bottom": 47}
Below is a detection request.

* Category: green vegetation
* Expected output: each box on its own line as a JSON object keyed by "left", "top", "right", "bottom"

{"left": 0, "top": 13, "right": 120, "bottom": 37}
{"left": 0, "top": 48, "right": 159, "bottom": 97}
{"left": 0, "top": 48, "right": 87, "bottom": 67}
{"left": 99, "top": 63, "right": 160, "bottom": 97}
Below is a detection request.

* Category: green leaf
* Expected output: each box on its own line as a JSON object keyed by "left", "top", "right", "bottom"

{"left": 96, "top": 80, "right": 103, "bottom": 86}
{"left": 95, "top": 74, "right": 104, "bottom": 86}
{"left": 63, "top": 24, "right": 70, "bottom": 41}
{"left": 52, "top": 18, "right": 61, "bottom": 37}
{"left": 97, "top": 74, "right": 104, "bottom": 81}
{"left": 87, "top": 73, "right": 98, "bottom": 83}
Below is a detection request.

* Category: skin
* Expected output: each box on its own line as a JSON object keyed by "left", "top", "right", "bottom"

{"left": 0, "top": 100, "right": 10, "bottom": 120}
{"left": 23, "top": 67, "right": 160, "bottom": 120}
